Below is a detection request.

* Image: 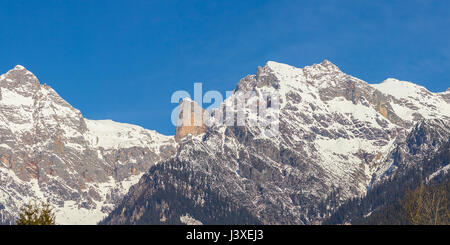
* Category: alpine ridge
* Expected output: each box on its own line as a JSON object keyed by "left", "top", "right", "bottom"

{"left": 102, "top": 60, "right": 449, "bottom": 225}
{"left": 1, "top": 61, "right": 448, "bottom": 225}
{"left": 0, "top": 65, "right": 176, "bottom": 224}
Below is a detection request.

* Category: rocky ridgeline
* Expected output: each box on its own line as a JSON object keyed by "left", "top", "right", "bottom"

{"left": 102, "top": 60, "right": 449, "bottom": 224}
{"left": 1, "top": 60, "right": 449, "bottom": 225}
{"left": 0, "top": 66, "right": 176, "bottom": 224}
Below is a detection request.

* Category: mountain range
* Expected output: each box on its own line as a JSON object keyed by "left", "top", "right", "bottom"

{"left": 1, "top": 61, "right": 449, "bottom": 224}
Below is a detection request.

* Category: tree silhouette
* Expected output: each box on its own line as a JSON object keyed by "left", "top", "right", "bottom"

{"left": 17, "top": 201, "right": 56, "bottom": 225}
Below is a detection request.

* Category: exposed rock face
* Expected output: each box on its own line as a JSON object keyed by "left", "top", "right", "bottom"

{"left": 325, "top": 119, "right": 450, "bottom": 224}
{"left": 175, "top": 98, "right": 206, "bottom": 141}
{"left": 375, "top": 118, "right": 450, "bottom": 178}
{"left": 2, "top": 60, "right": 449, "bottom": 225}
{"left": 103, "top": 60, "right": 449, "bottom": 225}
{"left": 0, "top": 66, "right": 176, "bottom": 224}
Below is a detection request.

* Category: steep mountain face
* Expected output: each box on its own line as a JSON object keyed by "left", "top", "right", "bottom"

{"left": 0, "top": 66, "right": 176, "bottom": 224}
{"left": 175, "top": 98, "right": 206, "bottom": 141}
{"left": 325, "top": 119, "right": 450, "bottom": 224}
{"left": 102, "top": 60, "right": 449, "bottom": 225}
{"left": 375, "top": 118, "right": 450, "bottom": 181}
{"left": 1, "top": 61, "right": 448, "bottom": 225}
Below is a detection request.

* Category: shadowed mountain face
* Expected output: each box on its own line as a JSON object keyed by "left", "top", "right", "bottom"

{"left": 0, "top": 66, "right": 176, "bottom": 224}
{"left": 101, "top": 61, "right": 449, "bottom": 225}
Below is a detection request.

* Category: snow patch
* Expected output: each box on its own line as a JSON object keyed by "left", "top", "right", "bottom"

{"left": 427, "top": 164, "right": 450, "bottom": 182}
{"left": 180, "top": 213, "right": 203, "bottom": 225}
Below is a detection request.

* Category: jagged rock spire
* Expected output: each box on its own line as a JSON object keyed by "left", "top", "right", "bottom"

{"left": 175, "top": 98, "right": 206, "bottom": 141}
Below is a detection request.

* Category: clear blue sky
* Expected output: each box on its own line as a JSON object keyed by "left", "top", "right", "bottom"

{"left": 1, "top": 0, "right": 449, "bottom": 135}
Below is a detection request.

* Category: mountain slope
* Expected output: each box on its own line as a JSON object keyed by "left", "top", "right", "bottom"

{"left": 103, "top": 60, "right": 449, "bottom": 225}
{"left": 325, "top": 119, "right": 450, "bottom": 224}
{"left": 0, "top": 65, "right": 176, "bottom": 224}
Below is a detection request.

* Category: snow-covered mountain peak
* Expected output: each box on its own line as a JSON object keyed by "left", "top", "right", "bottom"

{"left": 263, "top": 59, "right": 346, "bottom": 94}
{"left": 372, "top": 78, "right": 431, "bottom": 98}
{"left": 381, "top": 77, "right": 400, "bottom": 83}
{"left": 103, "top": 60, "right": 450, "bottom": 225}
{"left": 254, "top": 61, "right": 449, "bottom": 126}
{"left": 304, "top": 59, "right": 342, "bottom": 74}
{"left": 1, "top": 61, "right": 449, "bottom": 225}
{"left": 265, "top": 60, "right": 293, "bottom": 70}
{"left": 1, "top": 64, "right": 40, "bottom": 94}
{"left": 235, "top": 60, "right": 342, "bottom": 95}
{"left": 0, "top": 66, "right": 177, "bottom": 225}
{"left": 312, "top": 59, "right": 342, "bottom": 72}
{"left": 13, "top": 65, "right": 26, "bottom": 71}
{"left": 320, "top": 59, "right": 335, "bottom": 66}
{"left": 368, "top": 77, "right": 449, "bottom": 122}
{"left": 6, "top": 64, "right": 36, "bottom": 77}
{"left": 265, "top": 59, "right": 341, "bottom": 74}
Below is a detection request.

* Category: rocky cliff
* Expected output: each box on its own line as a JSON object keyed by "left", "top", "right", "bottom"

{"left": 102, "top": 60, "right": 449, "bottom": 225}
{"left": 0, "top": 66, "right": 176, "bottom": 224}
{"left": 175, "top": 98, "right": 206, "bottom": 141}
{"left": 2, "top": 60, "right": 448, "bottom": 225}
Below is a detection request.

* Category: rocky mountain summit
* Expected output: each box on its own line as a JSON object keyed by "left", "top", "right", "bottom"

{"left": 0, "top": 65, "right": 176, "bottom": 224}
{"left": 102, "top": 60, "right": 449, "bottom": 225}
{"left": 1, "top": 61, "right": 448, "bottom": 225}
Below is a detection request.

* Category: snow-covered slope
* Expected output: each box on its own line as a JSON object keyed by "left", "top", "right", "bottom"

{"left": 370, "top": 78, "right": 450, "bottom": 122}
{"left": 104, "top": 60, "right": 449, "bottom": 225}
{"left": 85, "top": 119, "right": 172, "bottom": 151}
{"left": 2, "top": 60, "right": 449, "bottom": 225}
{"left": 0, "top": 65, "right": 176, "bottom": 224}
